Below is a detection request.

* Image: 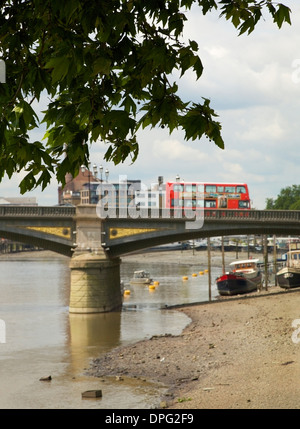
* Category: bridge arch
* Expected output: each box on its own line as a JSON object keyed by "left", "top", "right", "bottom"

{"left": 100, "top": 209, "right": 300, "bottom": 258}
{"left": 0, "top": 206, "right": 75, "bottom": 256}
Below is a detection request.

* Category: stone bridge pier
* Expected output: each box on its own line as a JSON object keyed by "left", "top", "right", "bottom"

{"left": 69, "top": 205, "right": 122, "bottom": 313}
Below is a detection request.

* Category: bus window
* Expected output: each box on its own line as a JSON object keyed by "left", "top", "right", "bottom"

{"left": 217, "top": 186, "right": 224, "bottom": 192}
{"left": 237, "top": 186, "right": 246, "bottom": 193}
{"left": 173, "top": 184, "right": 184, "bottom": 192}
{"left": 238, "top": 201, "right": 250, "bottom": 209}
{"left": 171, "top": 198, "right": 184, "bottom": 207}
{"left": 206, "top": 185, "right": 216, "bottom": 193}
{"left": 185, "top": 200, "right": 196, "bottom": 208}
{"left": 197, "top": 184, "right": 204, "bottom": 193}
{"left": 185, "top": 185, "right": 196, "bottom": 192}
{"left": 224, "top": 186, "right": 235, "bottom": 193}
{"left": 204, "top": 200, "right": 216, "bottom": 208}
{"left": 196, "top": 199, "right": 204, "bottom": 207}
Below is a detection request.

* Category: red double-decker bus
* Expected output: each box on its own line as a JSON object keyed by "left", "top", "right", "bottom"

{"left": 165, "top": 182, "right": 251, "bottom": 210}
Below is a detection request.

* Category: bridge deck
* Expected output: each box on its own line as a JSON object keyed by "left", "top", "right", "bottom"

{"left": 100, "top": 209, "right": 300, "bottom": 257}
{"left": 0, "top": 206, "right": 299, "bottom": 258}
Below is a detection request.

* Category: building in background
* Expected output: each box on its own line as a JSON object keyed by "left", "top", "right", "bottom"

{"left": 58, "top": 170, "right": 97, "bottom": 206}
{"left": 95, "top": 178, "right": 141, "bottom": 208}
{"left": 58, "top": 166, "right": 166, "bottom": 210}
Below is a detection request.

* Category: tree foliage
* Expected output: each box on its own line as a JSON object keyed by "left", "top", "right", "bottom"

{"left": 0, "top": 0, "right": 291, "bottom": 193}
{"left": 266, "top": 185, "right": 300, "bottom": 210}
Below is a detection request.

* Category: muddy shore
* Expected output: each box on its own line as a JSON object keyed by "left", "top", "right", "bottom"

{"left": 88, "top": 249, "right": 300, "bottom": 409}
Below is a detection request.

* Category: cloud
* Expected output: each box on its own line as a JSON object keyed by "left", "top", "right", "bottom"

{"left": 152, "top": 138, "right": 210, "bottom": 163}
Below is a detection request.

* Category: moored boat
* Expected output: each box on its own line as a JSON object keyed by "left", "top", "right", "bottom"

{"left": 130, "top": 270, "right": 152, "bottom": 285}
{"left": 276, "top": 250, "right": 300, "bottom": 289}
{"left": 216, "top": 259, "right": 262, "bottom": 296}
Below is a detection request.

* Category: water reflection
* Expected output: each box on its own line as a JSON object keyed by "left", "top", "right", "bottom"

{"left": 68, "top": 308, "right": 190, "bottom": 375}
{"left": 68, "top": 312, "right": 122, "bottom": 375}
{"left": 69, "top": 312, "right": 122, "bottom": 350}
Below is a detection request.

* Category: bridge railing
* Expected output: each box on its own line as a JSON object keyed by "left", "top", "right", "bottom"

{"left": 194, "top": 209, "right": 300, "bottom": 222}
{"left": 100, "top": 207, "right": 300, "bottom": 222}
{"left": 0, "top": 206, "right": 76, "bottom": 217}
{"left": 1, "top": 205, "right": 300, "bottom": 222}
{"left": 204, "top": 210, "right": 300, "bottom": 221}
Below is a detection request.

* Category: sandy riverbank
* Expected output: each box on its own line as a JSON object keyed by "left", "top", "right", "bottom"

{"left": 88, "top": 249, "right": 300, "bottom": 409}
{"left": 122, "top": 247, "right": 248, "bottom": 266}
{"left": 0, "top": 249, "right": 69, "bottom": 260}
{"left": 88, "top": 290, "right": 300, "bottom": 409}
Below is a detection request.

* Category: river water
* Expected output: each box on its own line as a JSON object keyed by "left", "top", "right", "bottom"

{"left": 0, "top": 251, "right": 221, "bottom": 409}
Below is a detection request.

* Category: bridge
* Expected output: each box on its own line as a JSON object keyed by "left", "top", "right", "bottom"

{"left": 0, "top": 204, "right": 299, "bottom": 313}
{"left": 100, "top": 208, "right": 300, "bottom": 258}
{"left": 0, "top": 205, "right": 76, "bottom": 256}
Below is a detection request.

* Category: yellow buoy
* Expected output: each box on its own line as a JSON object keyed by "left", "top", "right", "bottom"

{"left": 199, "top": 271, "right": 204, "bottom": 275}
{"left": 149, "top": 284, "right": 156, "bottom": 291}
{"left": 124, "top": 289, "right": 131, "bottom": 296}
{"left": 204, "top": 269, "right": 209, "bottom": 273}
{"left": 153, "top": 281, "right": 160, "bottom": 286}
{"left": 182, "top": 276, "right": 188, "bottom": 281}
{"left": 192, "top": 273, "right": 197, "bottom": 277}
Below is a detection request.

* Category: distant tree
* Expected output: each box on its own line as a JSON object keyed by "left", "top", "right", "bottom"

{"left": 0, "top": 0, "right": 291, "bottom": 193}
{"left": 265, "top": 185, "right": 300, "bottom": 210}
{"left": 290, "top": 199, "right": 300, "bottom": 210}
{"left": 265, "top": 198, "right": 275, "bottom": 209}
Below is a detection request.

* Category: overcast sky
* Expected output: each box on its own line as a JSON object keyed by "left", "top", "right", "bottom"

{"left": 2, "top": 1, "right": 300, "bottom": 209}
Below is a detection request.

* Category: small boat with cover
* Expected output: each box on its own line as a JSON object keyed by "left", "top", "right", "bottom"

{"left": 276, "top": 249, "right": 300, "bottom": 289}
{"left": 130, "top": 270, "right": 152, "bottom": 285}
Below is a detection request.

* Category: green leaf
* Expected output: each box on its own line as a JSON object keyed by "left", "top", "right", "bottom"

{"left": 22, "top": 101, "right": 39, "bottom": 129}
{"left": 92, "top": 55, "right": 112, "bottom": 76}
{"left": 179, "top": 100, "right": 224, "bottom": 148}
{"left": 45, "top": 56, "right": 71, "bottom": 83}
{"left": 274, "top": 4, "right": 291, "bottom": 28}
{"left": 239, "top": 17, "right": 255, "bottom": 36}
{"left": 189, "top": 39, "right": 198, "bottom": 51}
{"left": 120, "top": 95, "right": 137, "bottom": 115}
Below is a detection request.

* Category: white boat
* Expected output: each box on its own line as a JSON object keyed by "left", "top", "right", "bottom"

{"left": 276, "top": 250, "right": 300, "bottom": 289}
{"left": 130, "top": 270, "right": 152, "bottom": 284}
